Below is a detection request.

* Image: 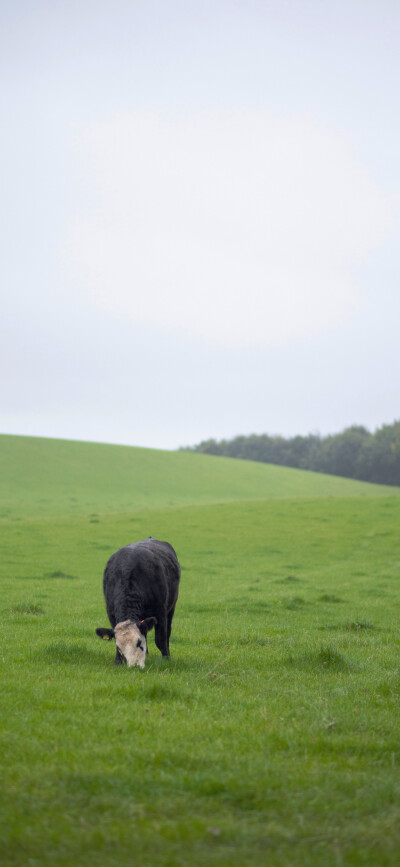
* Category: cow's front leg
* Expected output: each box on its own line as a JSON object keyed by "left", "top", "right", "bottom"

{"left": 114, "top": 647, "right": 124, "bottom": 665}
{"left": 154, "top": 619, "right": 169, "bottom": 657}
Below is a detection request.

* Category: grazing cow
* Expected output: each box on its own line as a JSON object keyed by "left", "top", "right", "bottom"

{"left": 95, "top": 537, "right": 181, "bottom": 668}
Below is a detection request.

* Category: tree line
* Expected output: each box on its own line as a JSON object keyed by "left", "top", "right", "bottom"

{"left": 183, "top": 420, "right": 400, "bottom": 487}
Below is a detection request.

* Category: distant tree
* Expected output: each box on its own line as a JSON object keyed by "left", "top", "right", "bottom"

{"left": 182, "top": 420, "right": 400, "bottom": 486}
{"left": 362, "top": 421, "right": 400, "bottom": 485}
{"left": 316, "top": 426, "right": 372, "bottom": 479}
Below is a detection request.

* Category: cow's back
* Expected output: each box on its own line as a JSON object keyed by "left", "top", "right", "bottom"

{"left": 103, "top": 538, "right": 180, "bottom": 626}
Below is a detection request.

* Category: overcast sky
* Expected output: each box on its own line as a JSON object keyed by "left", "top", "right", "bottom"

{"left": 1, "top": 0, "right": 399, "bottom": 449}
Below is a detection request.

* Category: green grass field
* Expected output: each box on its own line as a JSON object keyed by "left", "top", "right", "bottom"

{"left": 1, "top": 434, "right": 400, "bottom": 866}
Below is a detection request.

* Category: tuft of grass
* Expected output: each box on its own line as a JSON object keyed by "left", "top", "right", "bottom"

{"left": 9, "top": 602, "right": 44, "bottom": 615}
{"left": 44, "top": 570, "right": 78, "bottom": 579}
{"left": 346, "top": 620, "right": 375, "bottom": 631}
{"left": 286, "top": 644, "right": 350, "bottom": 672}
{"left": 276, "top": 575, "right": 300, "bottom": 583}
{"left": 319, "top": 621, "right": 376, "bottom": 633}
{"left": 284, "top": 596, "right": 306, "bottom": 609}
{"left": 316, "top": 645, "right": 350, "bottom": 670}
{"left": 319, "top": 593, "right": 344, "bottom": 603}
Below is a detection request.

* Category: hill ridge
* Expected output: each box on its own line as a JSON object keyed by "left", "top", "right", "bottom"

{"left": 1, "top": 434, "right": 399, "bottom": 519}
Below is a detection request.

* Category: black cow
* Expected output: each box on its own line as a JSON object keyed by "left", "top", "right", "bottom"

{"left": 95, "top": 538, "right": 181, "bottom": 668}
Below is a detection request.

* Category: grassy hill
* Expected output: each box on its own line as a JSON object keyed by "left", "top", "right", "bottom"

{"left": 1, "top": 434, "right": 398, "bottom": 519}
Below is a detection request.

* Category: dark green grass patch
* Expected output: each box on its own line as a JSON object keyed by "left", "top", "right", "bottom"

{"left": 45, "top": 570, "right": 79, "bottom": 579}
{"left": 277, "top": 574, "right": 301, "bottom": 582}
{"left": 286, "top": 644, "right": 351, "bottom": 672}
{"left": 320, "top": 621, "right": 376, "bottom": 633}
{"left": 283, "top": 596, "right": 306, "bottom": 609}
{"left": 318, "top": 593, "right": 344, "bottom": 603}
{"left": 9, "top": 602, "right": 45, "bottom": 615}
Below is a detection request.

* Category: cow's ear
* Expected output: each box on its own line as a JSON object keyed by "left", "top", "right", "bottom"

{"left": 138, "top": 617, "right": 157, "bottom": 634}
{"left": 96, "top": 627, "right": 115, "bottom": 641}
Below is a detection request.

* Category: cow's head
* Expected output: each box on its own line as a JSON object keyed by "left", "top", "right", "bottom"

{"left": 96, "top": 617, "right": 157, "bottom": 668}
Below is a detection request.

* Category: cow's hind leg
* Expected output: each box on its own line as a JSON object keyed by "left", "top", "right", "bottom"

{"left": 167, "top": 602, "right": 176, "bottom": 644}
{"left": 154, "top": 618, "right": 169, "bottom": 657}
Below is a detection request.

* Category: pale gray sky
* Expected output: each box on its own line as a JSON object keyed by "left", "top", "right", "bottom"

{"left": 1, "top": 0, "right": 399, "bottom": 448}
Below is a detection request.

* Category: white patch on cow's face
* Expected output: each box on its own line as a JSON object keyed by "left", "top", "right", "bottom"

{"left": 114, "top": 620, "right": 147, "bottom": 669}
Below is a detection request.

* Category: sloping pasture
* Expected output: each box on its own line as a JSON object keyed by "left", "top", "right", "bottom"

{"left": 1, "top": 436, "right": 400, "bottom": 866}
